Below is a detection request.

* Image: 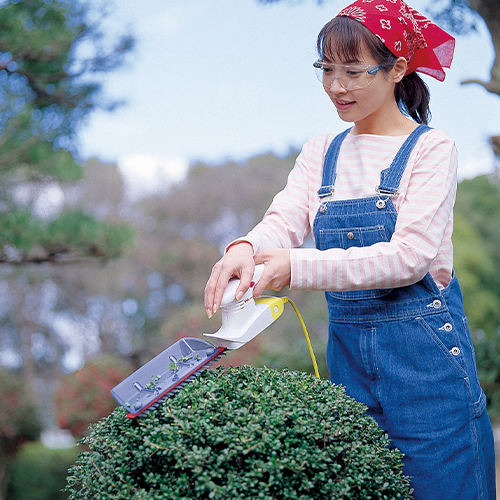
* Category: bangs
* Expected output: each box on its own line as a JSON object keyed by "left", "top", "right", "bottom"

{"left": 317, "top": 16, "right": 380, "bottom": 63}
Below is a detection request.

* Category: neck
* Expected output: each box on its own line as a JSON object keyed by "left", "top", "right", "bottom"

{"left": 352, "top": 107, "right": 418, "bottom": 136}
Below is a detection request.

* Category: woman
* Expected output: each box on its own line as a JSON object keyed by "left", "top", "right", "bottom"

{"left": 204, "top": 1, "right": 496, "bottom": 498}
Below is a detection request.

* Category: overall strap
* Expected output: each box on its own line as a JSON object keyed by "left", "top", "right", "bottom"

{"left": 377, "top": 124, "right": 431, "bottom": 195}
{"left": 317, "top": 128, "right": 351, "bottom": 199}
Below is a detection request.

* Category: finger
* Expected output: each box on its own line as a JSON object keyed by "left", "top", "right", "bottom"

{"left": 234, "top": 264, "right": 255, "bottom": 301}
{"left": 252, "top": 278, "right": 268, "bottom": 298}
{"left": 251, "top": 255, "right": 269, "bottom": 297}
{"left": 204, "top": 262, "right": 223, "bottom": 317}
{"left": 211, "top": 266, "right": 237, "bottom": 316}
{"left": 253, "top": 252, "right": 266, "bottom": 265}
{"left": 214, "top": 262, "right": 255, "bottom": 311}
{"left": 252, "top": 266, "right": 271, "bottom": 298}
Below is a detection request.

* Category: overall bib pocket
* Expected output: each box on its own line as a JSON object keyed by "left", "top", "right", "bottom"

{"left": 319, "top": 225, "right": 393, "bottom": 300}
{"left": 318, "top": 224, "right": 389, "bottom": 250}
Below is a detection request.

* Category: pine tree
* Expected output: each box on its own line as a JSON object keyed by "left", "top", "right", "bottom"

{"left": 0, "top": 0, "right": 135, "bottom": 264}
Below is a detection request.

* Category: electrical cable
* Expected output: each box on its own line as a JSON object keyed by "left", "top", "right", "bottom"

{"left": 282, "top": 297, "right": 320, "bottom": 379}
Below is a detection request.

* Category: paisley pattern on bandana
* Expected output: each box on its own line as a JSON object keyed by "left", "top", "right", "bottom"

{"left": 336, "top": 0, "right": 455, "bottom": 81}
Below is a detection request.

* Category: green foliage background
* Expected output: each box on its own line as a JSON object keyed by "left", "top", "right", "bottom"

{"left": 453, "top": 175, "right": 500, "bottom": 419}
{"left": 0, "top": 0, "right": 135, "bottom": 264}
{"left": 7, "top": 442, "right": 79, "bottom": 500}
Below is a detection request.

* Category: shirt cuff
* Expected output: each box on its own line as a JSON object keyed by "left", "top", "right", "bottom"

{"left": 224, "top": 238, "right": 256, "bottom": 255}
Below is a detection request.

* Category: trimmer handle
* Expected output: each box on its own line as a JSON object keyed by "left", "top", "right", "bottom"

{"left": 220, "top": 264, "right": 265, "bottom": 307}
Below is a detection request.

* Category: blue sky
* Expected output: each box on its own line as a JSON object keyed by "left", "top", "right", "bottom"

{"left": 78, "top": 0, "right": 500, "bottom": 197}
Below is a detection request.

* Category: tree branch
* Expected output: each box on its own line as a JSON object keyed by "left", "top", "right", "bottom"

{"left": 466, "top": 0, "right": 500, "bottom": 98}
{"left": 0, "top": 252, "right": 109, "bottom": 266}
{"left": 461, "top": 78, "right": 500, "bottom": 96}
{"left": 0, "top": 135, "right": 42, "bottom": 169}
{"left": 491, "top": 136, "right": 500, "bottom": 157}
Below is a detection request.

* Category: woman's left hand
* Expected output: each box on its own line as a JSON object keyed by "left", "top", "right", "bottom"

{"left": 253, "top": 249, "right": 291, "bottom": 297}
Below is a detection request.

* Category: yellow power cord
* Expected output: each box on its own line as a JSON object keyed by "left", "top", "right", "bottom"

{"left": 255, "top": 296, "right": 321, "bottom": 378}
{"left": 254, "top": 295, "right": 320, "bottom": 379}
{"left": 283, "top": 297, "right": 320, "bottom": 379}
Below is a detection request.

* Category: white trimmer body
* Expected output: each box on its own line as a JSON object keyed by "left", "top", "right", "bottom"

{"left": 204, "top": 264, "right": 284, "bottom": 349}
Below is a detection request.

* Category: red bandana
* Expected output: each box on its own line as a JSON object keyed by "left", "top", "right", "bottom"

{"left": 337, "top": 0, "right": 455, "bottom": 81}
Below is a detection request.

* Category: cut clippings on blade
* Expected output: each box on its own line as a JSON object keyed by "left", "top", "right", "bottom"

{"left": 111, "top": 337, "right": 225, "bottom": 418}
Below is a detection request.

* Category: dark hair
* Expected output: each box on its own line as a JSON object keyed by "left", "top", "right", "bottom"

{"left": 317, "top": 16, "right": 430, "bottom": 124}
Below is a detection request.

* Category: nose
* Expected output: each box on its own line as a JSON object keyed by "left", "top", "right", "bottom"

{"left": 325, "top": 77, "right": 346, "bottom": 93}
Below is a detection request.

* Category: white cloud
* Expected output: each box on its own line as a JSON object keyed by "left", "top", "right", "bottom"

{"left": 118, "top": 155, "right": 189, "bottom": 201}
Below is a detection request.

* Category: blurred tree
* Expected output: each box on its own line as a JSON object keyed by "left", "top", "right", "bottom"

{"left": 54, "top": 355, "right": 132, "bottom": 439}
{"left": 0, "top": 3, "right": 135, "bottom": 494}
{"left": 6, "top": 441, "right": 79, "bottom": 500}
{"left": 160, "top": 150, "right": 300, "bottom": 256}
{"left": 0, "top": 0, "right": 134, "bottom": 264}
{"left": 453, "top": 174, "right": 500, "bottom": 336}
{"left": 0, "top": 367, "right": 42, "bottom": 500}
{"left": 453, "top": 176, "right": 500, "bottom": 421}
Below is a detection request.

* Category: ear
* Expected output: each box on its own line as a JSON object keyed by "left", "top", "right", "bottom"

{"left": 391, "top": 57, "right": 408, "bottom": 83}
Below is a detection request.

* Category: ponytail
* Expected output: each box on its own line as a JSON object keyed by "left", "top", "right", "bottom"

{"left": 395, "top": 73, "right": 431, "bottom": 124}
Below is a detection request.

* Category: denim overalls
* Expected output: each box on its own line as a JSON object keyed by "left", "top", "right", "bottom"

{"left": 313, "top": 125, "right": 496, "bottom": 500}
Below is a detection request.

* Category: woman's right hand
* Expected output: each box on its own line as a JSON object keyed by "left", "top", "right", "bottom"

{"left": 204, "top": 241, "right": 255, "bottom": 318}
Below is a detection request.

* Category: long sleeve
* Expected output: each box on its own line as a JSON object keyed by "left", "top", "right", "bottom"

{"left": 241, "top": 129, "right": 457, "bottom": 291}
{"left": 242, "top": 134, "right": 326, "bottom": 253}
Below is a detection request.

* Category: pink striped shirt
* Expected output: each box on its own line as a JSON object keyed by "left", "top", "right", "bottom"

{"left": 240, "top": 128, "right": 458, "bottom": 291}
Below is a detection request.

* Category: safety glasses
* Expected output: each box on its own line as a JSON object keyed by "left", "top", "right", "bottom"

{"left": 313, "top": 60, "right": 384, "bottom": 90}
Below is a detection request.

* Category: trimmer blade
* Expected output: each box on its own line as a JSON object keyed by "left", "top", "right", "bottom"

{"left": 135, "top": 350, "right": 228, "bottom": 417}
{"left": 110, "top": 338, "right": 226, "bottom": 419}
{"left": 135, "top": 350, "right": 227, "bottom": 418}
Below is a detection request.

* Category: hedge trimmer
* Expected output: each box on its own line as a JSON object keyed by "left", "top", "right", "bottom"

{"left": 111, "top": 264, "right": 319, "bottom": 419}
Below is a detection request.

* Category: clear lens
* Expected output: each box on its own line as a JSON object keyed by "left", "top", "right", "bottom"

{"left": 313, "top": 61, "right": 382, "bottom": 90}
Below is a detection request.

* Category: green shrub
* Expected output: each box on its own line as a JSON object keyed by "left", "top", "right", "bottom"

{"left": 66, "top": 365, "right": 411, "bottom": 499}
{"left": 473, "top": 329, "right": 500, "bottom": 422}
{"left": 0, "top": 367, "right": 42, "bottom": 499}
{"left": 0, "top": 368, "right": 41, "bottom": 455}
{"left": 7, "top": 441, "right": 80, "bottom": 500}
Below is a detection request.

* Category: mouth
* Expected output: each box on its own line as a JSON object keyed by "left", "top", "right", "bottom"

{"left": 334, "top": 99, "right": 355, "bottom": 110}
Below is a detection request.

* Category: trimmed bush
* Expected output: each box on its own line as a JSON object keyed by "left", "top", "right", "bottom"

{"left": 66, "top": 365, "right": 412, "bottom": 499}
